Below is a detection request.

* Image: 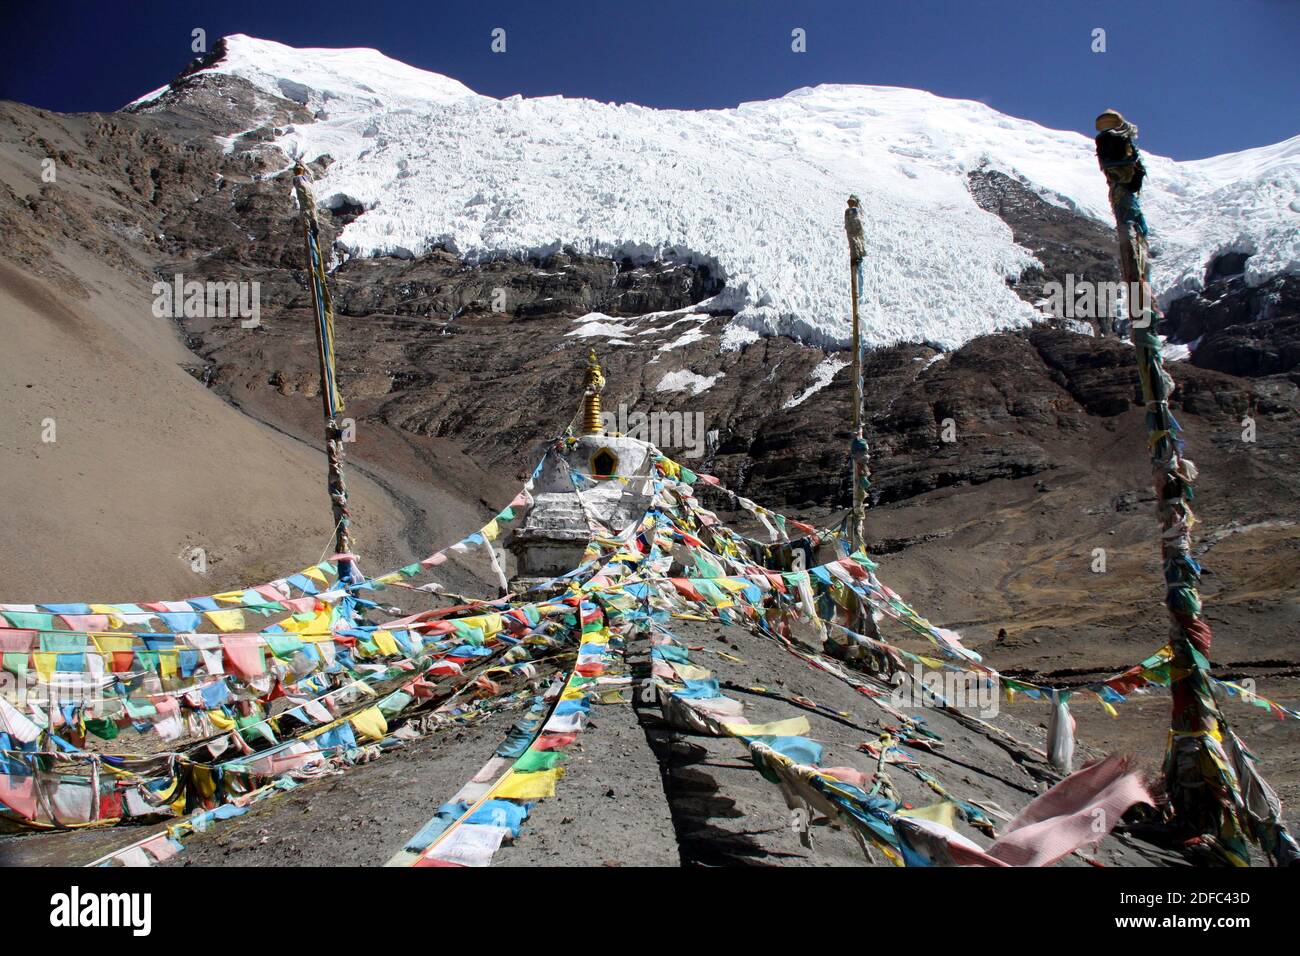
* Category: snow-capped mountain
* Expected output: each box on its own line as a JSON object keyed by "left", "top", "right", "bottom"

{"left": 132, "top": 35, "right": 1300, "bottom": 350}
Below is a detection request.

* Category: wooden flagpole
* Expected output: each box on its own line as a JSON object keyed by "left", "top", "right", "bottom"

{"left": 292, "top": 163, "right": 356, "bottom": 589}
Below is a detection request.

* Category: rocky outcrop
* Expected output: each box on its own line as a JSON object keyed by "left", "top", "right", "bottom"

{"left": 325, "top": 250, "right": 721, "bottom": 321}
{"left": 968, "top": 170, "right": 1300, "bottom": 382}
{"left": 1163, "top": 258, "right": 1300, "bottom": 344}
{"left": 1191, "top": 315, "right": 1300, "bottom": 380}
{"left": 967, "top": 168, "right": 1119, "bottom": 312}
{"left": 1162, "top": 254, "right": 1300, "bottom": 378}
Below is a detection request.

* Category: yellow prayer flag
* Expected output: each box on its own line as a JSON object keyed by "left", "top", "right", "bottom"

{"left": 192, "top": 766, "right": 218, "bottom": 800}
{"left": 204, "top": 609, "right": 246, "bottom": 632}
{"left": 303, "top": 566, "right": 330, "bottom": 585}
{"left": 350, "top": 706, "right": 388, "bottom": 742}
{"left": 33, "top": 652, "right": 57, "bottom": 682}
{"left": 91, "top": 634, "right": 134, "bottom": 655}
{"left": 671, "top": 662, "right": 713, "bottom": 682}
{"left": 89, "top": 604, "right": 127, "bottom": 629}
{"left": 371, "top": 630, "right": 399, "bottom": 656}
{"left": 277, "top": 609, "right": 331, "bottom": 636}
{"left": 455, "top": 613, "right": 501, "bottom": 640}
{"left": 494, "top": 768, "right": 563, "bottom": 800}
{"left": 896, "top": 800, "right": 959, "bottom": 829}
{"left": 159, "top": 651, "right": 179, "bottom": 679}
{"left": 722, "top": 716, "right": 812, "bottom": 738}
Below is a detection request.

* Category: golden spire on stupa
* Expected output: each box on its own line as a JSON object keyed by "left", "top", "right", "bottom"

{"left": 580, "top": 348, "right": 606, "bottom": 435}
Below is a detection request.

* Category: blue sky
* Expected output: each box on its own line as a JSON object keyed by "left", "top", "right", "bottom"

{"left": 0, "top": 0, "right": 1296, "bottom": 159}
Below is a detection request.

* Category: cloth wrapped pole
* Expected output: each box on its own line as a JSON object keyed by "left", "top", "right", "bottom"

{"left": 1094, "top": 112, "right": 1297, "bottom": 866}
{"left": 844, "top": 197, "right": 869, "bottom": 558}
{"left": 292, "top": 164, "right": 360, "bottom": 598}
{"left": 291, "top": 165, "right": 345, "bottom": 420}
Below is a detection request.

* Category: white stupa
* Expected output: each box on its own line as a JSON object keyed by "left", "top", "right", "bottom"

{"left": 507, "top": 351, "right": 658, "bottom": 590}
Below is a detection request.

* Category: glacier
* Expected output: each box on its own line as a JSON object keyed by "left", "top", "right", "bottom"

{"left": 131, "top": 35, "right": 1300, "bottom": 351}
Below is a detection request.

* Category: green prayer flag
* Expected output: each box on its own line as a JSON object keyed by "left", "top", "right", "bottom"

{"left": 515, "top": 749, "right": 565, "bottom": 772}
{"left": 85, "top": 717, "right": 120, "bottom": 741}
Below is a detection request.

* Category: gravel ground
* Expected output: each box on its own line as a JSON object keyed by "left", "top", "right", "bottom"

{"left": 641, "top": 617, "right": 1175, "bottom": 867}
{"left": 164, "top": 710, "right": 517, "bottom": 867}
{"left": 496, "top": 691, "right": 680, "bottom": 866}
